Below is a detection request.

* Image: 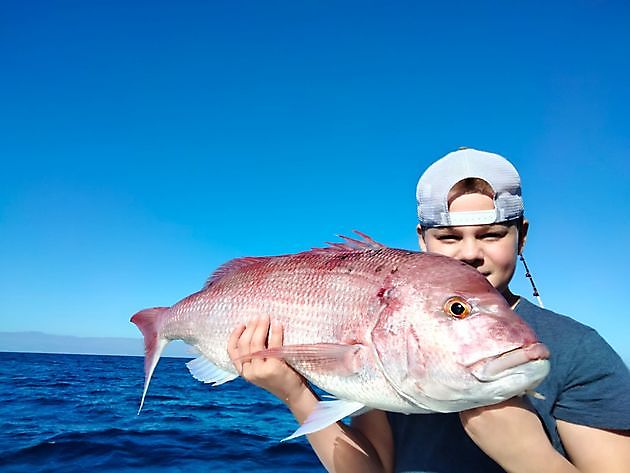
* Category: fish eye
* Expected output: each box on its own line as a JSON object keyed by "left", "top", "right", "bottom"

{"left": 444, "top": 297, "right": 471, "bottom": 319}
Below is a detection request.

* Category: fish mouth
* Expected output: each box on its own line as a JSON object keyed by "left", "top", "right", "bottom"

{"left": 470, "top": 343, "right": 550, "bottom": 382}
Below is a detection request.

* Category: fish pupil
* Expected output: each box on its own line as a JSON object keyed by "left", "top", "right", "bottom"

{"left": 451, "top": 302, "right": 465, "bottom": 316}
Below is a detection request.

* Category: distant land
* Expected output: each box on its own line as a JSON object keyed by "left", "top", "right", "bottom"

{"left": 2, "top": 332, "right": 627, "bottom": 368}
{"left": 0, "top": 331, "right": 193, "bottom": 358}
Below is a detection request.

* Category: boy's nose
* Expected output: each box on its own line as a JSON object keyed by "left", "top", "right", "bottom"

{"left": 458, "top": 238, "right": 484, "bottom": 268}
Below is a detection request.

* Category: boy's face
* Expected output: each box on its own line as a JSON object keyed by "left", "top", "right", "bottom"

{"left": 417, "top": 193, "right": 527, "bottom": 295}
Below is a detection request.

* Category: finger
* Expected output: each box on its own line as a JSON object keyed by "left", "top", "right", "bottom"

{"left": 269, "top": 320, "right": 284, "bottom": 348}
{"left": 249, "top": 315, "right": 271, "bottom": 373}
{"left": 239, "top": 317, "right": 258, "bottom": 358}
{"left": 227, "top": 323, "right": 247, "bottom": 372}
{"left": 251, "top": 314, "right": 271, "bottom": 352}
{"left": 240, "top": 318, "right": 263, "bottom": 379}
{"left": 227, "top": 324, "right": 246, "bottom": 359}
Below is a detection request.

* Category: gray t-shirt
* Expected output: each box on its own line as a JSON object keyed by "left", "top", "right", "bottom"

{"left": 386, "top": 298, "right": 630, "bottom": 473}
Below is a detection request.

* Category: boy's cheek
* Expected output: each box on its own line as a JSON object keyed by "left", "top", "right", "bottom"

{"left": 422, "top": 237, "right": 435, "bottom": 253}
{"left": 425, "top": 240, "right": 454, "bottom": 256}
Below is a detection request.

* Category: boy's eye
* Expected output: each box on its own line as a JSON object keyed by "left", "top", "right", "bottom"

{"left": 436, "top": 234, "right": 459, "bottom": 241}
{"left": 481, "top": 232, "right": 506, "bottom": 239}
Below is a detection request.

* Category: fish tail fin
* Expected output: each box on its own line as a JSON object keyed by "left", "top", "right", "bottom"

{"left": 130, "top": 307, "right": 171, "bottom": 415}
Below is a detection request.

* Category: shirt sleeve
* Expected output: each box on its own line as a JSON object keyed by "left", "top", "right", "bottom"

{"left": 553, "top": 327, "right": 630, "bottom": 430}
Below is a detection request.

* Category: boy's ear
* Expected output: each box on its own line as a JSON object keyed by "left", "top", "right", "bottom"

{"left": 518, "top": 219, "right": 529, "bottom": 255}
{"left": 417, "top": 224, "right": 428, "bottom": 252}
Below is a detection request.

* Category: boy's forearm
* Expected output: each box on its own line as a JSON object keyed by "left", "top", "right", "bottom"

{"left": 496, "top": 444, "right": 579, "bottom": 473}
{"left": 283, "top": 384, "right": 387, "bottom": 473}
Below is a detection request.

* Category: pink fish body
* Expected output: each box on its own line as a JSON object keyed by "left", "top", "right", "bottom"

{"left": 132, "top": 232, "right": 549, "bottom": 439}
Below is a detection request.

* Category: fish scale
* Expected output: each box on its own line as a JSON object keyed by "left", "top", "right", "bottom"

{"left": 132, "top": 232, "right": 550, "bottom": 439}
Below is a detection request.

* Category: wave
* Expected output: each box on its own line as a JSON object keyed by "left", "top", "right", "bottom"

{"left": 0, "top": 353, "right": 324, "bottom": 472}
{"left": 1, "top": 426, "right": 318, "bottom": 470}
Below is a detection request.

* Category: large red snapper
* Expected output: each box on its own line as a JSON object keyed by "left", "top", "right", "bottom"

{"left": 131, "top": 232, "right": 549, "bottom": 439}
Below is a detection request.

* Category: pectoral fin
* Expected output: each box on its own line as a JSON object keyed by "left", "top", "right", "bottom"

{"left": 246, "top": 342, "right": 367, "bottom": 376}
{"left": 186, "top": 356, "right": 238, "bottom": 386}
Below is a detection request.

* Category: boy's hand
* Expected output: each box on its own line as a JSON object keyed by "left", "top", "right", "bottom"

{"left": 228, "top": 315, "right": 308, "bottom": 404}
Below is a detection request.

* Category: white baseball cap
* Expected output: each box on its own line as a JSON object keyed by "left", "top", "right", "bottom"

{"left": 416, "top": 147, "right": 524, "bottom": 228}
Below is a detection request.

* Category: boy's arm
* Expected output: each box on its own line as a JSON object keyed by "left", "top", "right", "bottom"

{"left": 460, "top": 398, "right": 630, "bottom": 473}
{"left": 285, "top": 385, "right": 394, "bottom": 473}
{"left": 460, "top": 398, "right": 578, "bottom": 472}
{"left": 556, "top": 420, "right": 630, "bottom": 473}
{"left": 228, "top": 315, "right": 394, "bottom": 473}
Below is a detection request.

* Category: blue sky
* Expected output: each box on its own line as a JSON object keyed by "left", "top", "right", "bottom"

{"left": 1, "top": 1, "right": 628, "bottom": 360}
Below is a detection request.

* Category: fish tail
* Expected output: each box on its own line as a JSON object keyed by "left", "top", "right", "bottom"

{"left": 130, "top": 307, "right": 171, "bottom": 414}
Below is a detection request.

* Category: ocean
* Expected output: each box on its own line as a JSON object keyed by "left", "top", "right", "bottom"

{"left": 0, "top": 352, "right": 325, "bottom": 473}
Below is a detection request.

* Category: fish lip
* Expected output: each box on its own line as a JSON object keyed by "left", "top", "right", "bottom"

{"left": 469, "top": 343, "right": 550, "bottom": 382}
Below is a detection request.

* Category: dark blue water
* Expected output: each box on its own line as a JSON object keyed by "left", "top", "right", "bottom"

{"left": 0, "top": 352, "right": 324, "bottom": 472}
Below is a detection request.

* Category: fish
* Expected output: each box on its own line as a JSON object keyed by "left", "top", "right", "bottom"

{"left": 131, "top": 231, "right": 550, "bottom": 440}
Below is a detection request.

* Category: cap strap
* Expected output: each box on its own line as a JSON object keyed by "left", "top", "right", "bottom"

{"left": 440, "top": 209, "right": 499, "bottom": 226}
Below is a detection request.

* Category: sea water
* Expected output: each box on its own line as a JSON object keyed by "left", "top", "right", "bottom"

{"left": 0, "top": 352, "right": 324, "bottom": 472}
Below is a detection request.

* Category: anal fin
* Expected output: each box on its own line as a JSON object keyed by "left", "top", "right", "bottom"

{"left": 283, "top": 399, "right": 366, "bottom": 441}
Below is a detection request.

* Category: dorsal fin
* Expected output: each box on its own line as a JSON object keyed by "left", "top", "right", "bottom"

{"left": 339, "top": 230, "right": 386, "bottom": 250}
{"left": 312, "top": 230, "right": 386, "bottom": 254}
{"left": 204, "top": 231, "right": 385, "bottom": 288}
{"left": 203, "top": 256, "right": 270, "bottom": 289}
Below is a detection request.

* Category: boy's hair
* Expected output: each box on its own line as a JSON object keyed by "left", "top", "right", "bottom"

{"left": 447, "top": 178, "right": 495, "bottom": 207}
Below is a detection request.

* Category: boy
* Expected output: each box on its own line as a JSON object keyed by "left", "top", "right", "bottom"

{"left": 228, "top": 148, "right": 630, "bottom": 472}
